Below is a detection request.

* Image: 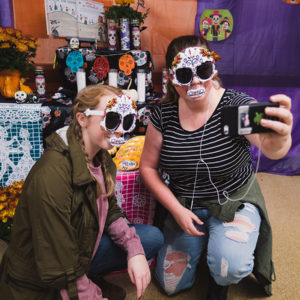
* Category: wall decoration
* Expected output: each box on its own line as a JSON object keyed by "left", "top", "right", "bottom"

{"left": 44, "top": 0, "right": 104, "bottom": 39}
{"left": 281, "top": 0, "right": 300, "bottom": 3}
{"left": 199, "top": 9, "right": 233, "bottom": 41}
{"left": 0, "top": 104, "right": 43, "bottom": 187}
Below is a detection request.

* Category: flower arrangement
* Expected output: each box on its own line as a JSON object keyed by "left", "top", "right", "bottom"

{"left": 0, "top": 27, "right": 38, "bottom": 75}
{"left": 105, "top": 0, "right": 150, "bottom": 25}
{"left": 0, "top": 181, "right": 24, "bottom": 242}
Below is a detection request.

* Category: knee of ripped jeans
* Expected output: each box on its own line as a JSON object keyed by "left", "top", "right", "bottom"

{"left": 212, "top": 256, "right": 254, "bottom": 286}
{"left": 160, "top": 245, "right": 193, "bottom": 295}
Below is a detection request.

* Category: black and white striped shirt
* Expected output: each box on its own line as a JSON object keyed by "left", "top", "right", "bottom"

{"left": 150, "top": 89, "right": 255, "bottom": 201}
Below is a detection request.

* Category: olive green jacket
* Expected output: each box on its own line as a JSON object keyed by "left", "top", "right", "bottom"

{"left": 0, "top": 126, "right": 123, "bottom": 300}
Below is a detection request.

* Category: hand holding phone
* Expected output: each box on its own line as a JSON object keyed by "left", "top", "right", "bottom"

{"left": 221, "top": 102, "right": 279, "bottom": 137}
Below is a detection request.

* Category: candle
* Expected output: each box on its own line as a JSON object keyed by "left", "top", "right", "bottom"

{"left": 76, "top": 68, "right": 86, "bottom": 93}
{"left": 137, "top": 69, "right": 146, "bottom": 103}
{"left": 108, "top": 69, "right": 118, "bottom": 87}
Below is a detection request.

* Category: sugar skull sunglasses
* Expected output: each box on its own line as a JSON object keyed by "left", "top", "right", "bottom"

{"left": 84, "top": 94, "right": 137, "bottom": 133}
{"left": 170, "top": 47, "right": 219, "bottom": 86}
{"left": 172, "top": 61, "right": 217, "bottom": 86}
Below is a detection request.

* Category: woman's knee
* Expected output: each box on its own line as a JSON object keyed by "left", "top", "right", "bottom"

{"left": 208, "top": 253, "right": 254, "bottom": 285}
{"left": 154, "top": 245, "right": 194, "bottom": 295}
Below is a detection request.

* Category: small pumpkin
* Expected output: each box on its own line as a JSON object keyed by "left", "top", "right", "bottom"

{"left": 0, "top": 69, "right": 21, "bottom": 98}
{"left": 20, "top": 78, "right": 33, "bottom": 94}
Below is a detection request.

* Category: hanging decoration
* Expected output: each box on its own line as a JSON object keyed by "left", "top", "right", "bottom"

{"left": 119, "top": 54, "right": 135, "bottom": 76}
{"left": 199, "top": 9, "right": 233, "bottom": 42}
{"left": 66, "top": 51, "right": 84, "bottom": 73}
{"left": 93, "top": 56, "right": 110, "bottom": 80}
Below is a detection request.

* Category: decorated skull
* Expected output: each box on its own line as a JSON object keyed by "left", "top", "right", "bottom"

{"left": 108, "top": 27, "right": 117, "bottom": 50}
{"left": 66, "top": 51, "right": 84, "bottom": 73}
{"left": 119, "top": 54, "right": 135, "bottom": 76}
{"left": 14, "top": 90, "right": 27, "bottom": 103}
{"left": 35, "top": 75, "right": 46, "bottom": 95}
{"left": 93, "top": 56, "right": 110, "bottom": 80}
{"left": 69, "top": 37, "right": 80, "bottom": 49}
{"left": 40, "top": 106, "right": 52, "bottom": 128}
{"left": 132, "top": 27, "right": 141, "bottom": 49}
{"left": 131, "top": 50, "right": 147, "bottom": 67}
{"left": 118, "top": 70, "right": 131, "bottom": 87}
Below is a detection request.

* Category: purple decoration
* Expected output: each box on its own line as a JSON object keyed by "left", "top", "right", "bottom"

{"left": 194, "top": 0, "right": 300, "bottom": 175}
{"left": 0, "top": 0, "right": 14, "bottom": 27}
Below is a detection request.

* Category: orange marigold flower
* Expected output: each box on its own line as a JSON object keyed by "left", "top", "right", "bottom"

{"left": 16, "top": 42, "right": 28, "bottom": 52}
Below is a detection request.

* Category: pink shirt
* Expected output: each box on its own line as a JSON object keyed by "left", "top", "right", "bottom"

{"left": 60, "top": 163, "right": 145, "bottom": 300}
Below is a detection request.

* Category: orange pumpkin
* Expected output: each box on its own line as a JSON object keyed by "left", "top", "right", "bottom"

{"left": 0, "top": 69, "right": 21, "bottom": 98}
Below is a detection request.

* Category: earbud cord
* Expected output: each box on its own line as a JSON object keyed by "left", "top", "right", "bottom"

{"left": 190, "top": 101, "right": 264, "bottom": 209}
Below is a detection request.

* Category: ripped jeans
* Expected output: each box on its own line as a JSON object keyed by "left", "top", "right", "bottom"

{"left": 155, "top": 203, "right": 261, "bottom": 295}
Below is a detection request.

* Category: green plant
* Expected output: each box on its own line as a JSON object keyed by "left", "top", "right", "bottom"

{"left": 0, "top": 27, "right": 38, "bottom": 75}
{"left": 105, "top": 0, "right": 150, "bottom": 25}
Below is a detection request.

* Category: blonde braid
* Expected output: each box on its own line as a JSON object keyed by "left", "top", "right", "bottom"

{"left": 70, "top": 83, "right": 122, "bottom": 198}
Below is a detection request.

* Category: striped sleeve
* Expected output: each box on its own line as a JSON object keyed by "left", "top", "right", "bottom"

{"left": 150, "top": 104, "right": 163, "bottom": 132}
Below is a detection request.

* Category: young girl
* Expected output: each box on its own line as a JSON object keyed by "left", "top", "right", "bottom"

{"left": 0, "top": 84, "right": 163, "bottom": 300}
{"left": 140, "top": 35, "right": 293, "bottom": 299}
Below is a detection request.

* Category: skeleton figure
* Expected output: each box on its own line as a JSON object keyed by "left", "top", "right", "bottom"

{"left": 69, "top": 37, "right": 80, "bottom": 49}
{"left": 14, "top": 91, "right": 27, "bottom": 104}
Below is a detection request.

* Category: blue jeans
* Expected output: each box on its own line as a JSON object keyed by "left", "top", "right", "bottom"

{"left": 155, "top": 203, "right": 261, "bottom": 295}
{"left": 88, "top": 224, "right": 164, "bottom": 277}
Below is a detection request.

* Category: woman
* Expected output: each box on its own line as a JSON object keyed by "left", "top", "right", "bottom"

{"left": 140, "top": 35, "right": 293, "bottom": 299}
{"left": 0, "top": 84, "right": 164, "bottom": 300}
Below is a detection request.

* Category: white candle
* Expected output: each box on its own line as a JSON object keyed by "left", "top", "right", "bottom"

{"left": 137, "top": 69, "right": 146, "bottom": 103}
{"left": 76, "top": 68, "right": 86, "bottom": 92}
{"left": 108, "top": 69, "right": 118, "bottom": 87}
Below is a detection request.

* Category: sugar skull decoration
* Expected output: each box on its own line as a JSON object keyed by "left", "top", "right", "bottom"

{"left": 131, "top": 50, "right": 147, "bottom": 67}
{"left": 108, "top": 26, "right": 117, "bottom": 51}
{"left": 40, "top": 106, "right": 52, "bottom": 128}
{"left": 170, "top": 47, "right": 220, "bottom": 98}
{"left": 131, "top": 27, "right": 141, "bottom": 50}
{"left": 35, "top": 75, "right": 46, "bottom": 96}
{"left": 93, "top": 56, "right": 110, "bottom": 81}
{"left": 119, "top": 54, "right": 135, "bottom": 76}
{"left": 84, "top": 94, "right": 137, "bottom": 146}
{"left": 199, "top": 9, "right": 233, "bottom": 41}
{"left": 69, "top": 37, "right": 80, "bottom": 49}
{"left": 118, "top": 70, "right": 131, "bottom": 87}
{"left": 66, "top": 51, "right": 84, "bottom": 73}
{"left": 14, "top": 91, "right": 27, "bottom": 104}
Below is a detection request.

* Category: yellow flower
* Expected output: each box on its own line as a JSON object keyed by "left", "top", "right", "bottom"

{"left": 115, "top": 0, "right": 134, "bottom": 5}
{"left": 0, "top": 42, "right": 10, "bottom": 49}
{"left": 0, "top": 194, "right": 7, "bottom": 202}
{"left": 27, "top": 41, "right": 36, "bottom": 49}
{"left": 5, "top": 27, "right": 15, "bottom": 35}
{"left": 16, "top": 42, "right": 28, "bottom": 52}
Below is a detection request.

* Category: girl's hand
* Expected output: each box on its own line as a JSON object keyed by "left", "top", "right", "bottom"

{"left": 127, "top": 254, "right": 151, "bottom": 299}
{"left": 172, "top": 207, "right": 205, "bottom": 237}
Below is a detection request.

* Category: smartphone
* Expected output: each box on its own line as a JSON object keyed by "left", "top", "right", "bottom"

{"left": 221, "top": 102, "right": 279, "bottom": 137}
